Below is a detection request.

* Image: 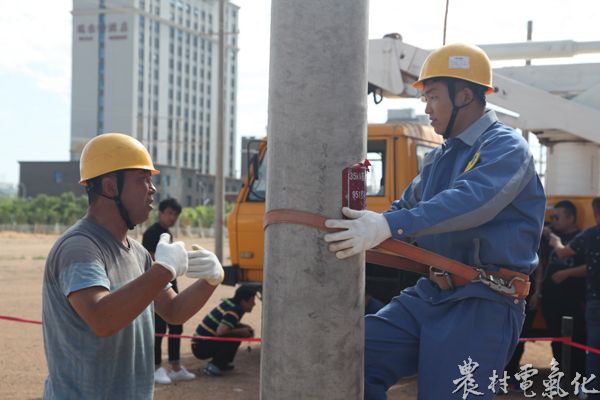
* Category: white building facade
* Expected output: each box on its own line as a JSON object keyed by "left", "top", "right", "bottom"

{"left": 71, "top": 0, "right": 239, "bottom": 178}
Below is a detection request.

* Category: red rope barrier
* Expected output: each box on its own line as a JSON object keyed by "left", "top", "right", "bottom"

{"left": 0, "top": 314, "right": 261, "bottom": 343}
{"left": 0, "top": 315, "right": 42, "bottom": 325}
{"left": 518, "top": 336, "right": 600, "bottom": 356}
{"left": 562, "top": 338, "right": 600, "bottom": 356}
{"left": 5, "top": 314, "right": 600, "bottom": 352}
{"left": 155, "top": 332, "right": 261, "bottom": 342}
{"left": 518, "top": 337, "right": 564, "bottom": 343}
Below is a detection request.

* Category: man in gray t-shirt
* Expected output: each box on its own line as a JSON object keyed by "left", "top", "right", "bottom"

{"left": 43, "top": 218, "right": 155, "bottom": 399}
{"left": 42, "top": 133, "right": 225, "bottom": 399}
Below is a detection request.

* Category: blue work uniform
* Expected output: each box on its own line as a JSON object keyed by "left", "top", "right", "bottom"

{"left": 365, "top": 110, "right": 546, "bottom": 399}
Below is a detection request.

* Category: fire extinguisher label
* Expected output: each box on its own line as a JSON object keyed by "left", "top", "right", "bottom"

{"left": 342, "top": 160, "right": 369, "bottom": 211}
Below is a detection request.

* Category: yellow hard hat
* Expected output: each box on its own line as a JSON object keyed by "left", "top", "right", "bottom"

{"left": 413, "top": 43, "right": 494, "bottom": 94}
{"left": 79, "top": 133, "right": 159, "bottom": 185}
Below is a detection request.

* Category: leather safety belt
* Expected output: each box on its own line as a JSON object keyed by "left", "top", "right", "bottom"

{"left": 263, "top": 209, "right": 529, "bottom": 300}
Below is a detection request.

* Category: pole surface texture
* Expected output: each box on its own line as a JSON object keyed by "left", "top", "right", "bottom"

{"left": 261, "top": 1, "right": 369, "bottom": 399}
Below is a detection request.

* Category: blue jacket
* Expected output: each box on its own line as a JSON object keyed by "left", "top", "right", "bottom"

{"left": 383, "top": 110, "right": 545, "bottom": 276}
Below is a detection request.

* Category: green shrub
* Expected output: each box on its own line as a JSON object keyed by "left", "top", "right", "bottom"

{"left": 0, "top": 194, "right": 231, "bottom": 228}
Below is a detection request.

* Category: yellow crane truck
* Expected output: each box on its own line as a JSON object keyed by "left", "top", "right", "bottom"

{"left": 226, "top": 122, "right": 441, "bottom": 302}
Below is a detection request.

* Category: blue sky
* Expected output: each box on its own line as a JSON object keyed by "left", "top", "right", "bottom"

{"left": 1, "top": 0, "right": 599, "bottom": 185}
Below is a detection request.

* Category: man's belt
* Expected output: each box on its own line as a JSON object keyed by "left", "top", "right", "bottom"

{"left": 263, "top": 209, "right": 529, "bottom": 300}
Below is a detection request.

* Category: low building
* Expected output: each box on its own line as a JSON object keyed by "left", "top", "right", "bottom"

{"left": 18, "top": 161, "right": 241, "bottom": 206}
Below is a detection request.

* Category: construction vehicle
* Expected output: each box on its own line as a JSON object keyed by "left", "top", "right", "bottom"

{"left": 225, "top": 36, "right": 600, "bottom": 303}
{"left": 226, "top": 121, "right": 444, "bottom": 301}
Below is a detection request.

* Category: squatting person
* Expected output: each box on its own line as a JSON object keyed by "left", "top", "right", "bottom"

{"left": 191, "top": 285, "right": 257, "bottom": 376}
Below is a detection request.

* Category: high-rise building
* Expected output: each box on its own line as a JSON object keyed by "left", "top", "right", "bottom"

{"left": 70, "top": 0, "right": 239, "bottom": 179}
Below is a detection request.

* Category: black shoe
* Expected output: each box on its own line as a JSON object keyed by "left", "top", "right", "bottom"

{"left": 221, "top": 363, "right": 235, "bottom": 371}
{"left": 203, "top": 363, "right": 222, "bottom": 376}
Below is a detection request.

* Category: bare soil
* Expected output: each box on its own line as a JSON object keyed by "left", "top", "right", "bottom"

{"left": 0, "top": 232, "right": 562, "bottom": 399}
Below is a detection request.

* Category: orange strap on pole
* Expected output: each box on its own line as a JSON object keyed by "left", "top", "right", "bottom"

{"left": 264, "top": 209, "right": 529, "bottom": 299}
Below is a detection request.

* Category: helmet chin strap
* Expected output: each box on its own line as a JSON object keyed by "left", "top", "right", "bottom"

{"left": 443, "top": 81, "right": 473, "bottom": 139}
{"left": 443, "top": 106, "right": 459, "bottom": 139}
{"left": 88, "top": 171, "right": 136, "bottom": 230}
{"left": 112, "top": 171, "right": 136, "bottom": 230}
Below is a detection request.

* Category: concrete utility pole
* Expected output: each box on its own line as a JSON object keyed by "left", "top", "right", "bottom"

{"left": 214, "top": 0, "right": 226, "bottom": 261}
{"left": 261, "top": 1, "right": 368, "bottom": 399}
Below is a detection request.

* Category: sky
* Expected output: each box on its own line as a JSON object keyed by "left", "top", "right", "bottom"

{"left": 1, "top": 0, "right": 599, "bottom": 185}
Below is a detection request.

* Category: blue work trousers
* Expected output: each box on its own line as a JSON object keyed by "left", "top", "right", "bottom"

{"left": 586, "top": 299, "right": 600, "bottom": 399}
{"left": 365, "top": 284, "right": 523, "bottom": 399}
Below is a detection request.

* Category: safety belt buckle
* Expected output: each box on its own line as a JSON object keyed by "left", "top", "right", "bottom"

{"left": 429, "top": 266, "right": 454, "bottom": 290}
{"left": 475, "top": 269, "right": 521, "bottom": 298}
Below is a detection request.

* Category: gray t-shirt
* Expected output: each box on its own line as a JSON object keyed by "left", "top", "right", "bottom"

{"left": 42, "top": 217, "right": 154, "bottom": 399}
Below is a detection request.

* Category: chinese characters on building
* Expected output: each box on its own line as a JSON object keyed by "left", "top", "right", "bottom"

{"left": 77, "top": 21, "right": 128, "bottom": 41}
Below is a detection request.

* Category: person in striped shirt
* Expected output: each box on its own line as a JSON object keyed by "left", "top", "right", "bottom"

{"left": 191, "top": 285, "right": 257, "bottom": 376}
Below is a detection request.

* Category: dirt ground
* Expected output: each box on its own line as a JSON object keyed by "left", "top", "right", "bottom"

{"left": 0, "top": 231, "right": 565, "bottom": 399}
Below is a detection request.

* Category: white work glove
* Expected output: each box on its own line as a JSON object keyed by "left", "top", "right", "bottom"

{"left": 154, "top": 233, "right": 188, "bottom": 279}
{"left": 186, "top": 244, "right": 224, "bottom": 286}
{"left": 324, "top": 207, "right": 392, "bottom": 259}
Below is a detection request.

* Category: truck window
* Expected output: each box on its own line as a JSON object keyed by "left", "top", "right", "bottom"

{"left": 247, "top": 142, "right": 388, "bottom": 200}
{"left": 416, "top": 144, "right": 434, "bottom": 173}
{"left": 367, "top": 151, "right": 384, "bottom": 196}
{"left": 248, "top": 150, "right": 268, "bottom": 201}
{"left": 367, "top": 140, "right": 385, "bottom": 196}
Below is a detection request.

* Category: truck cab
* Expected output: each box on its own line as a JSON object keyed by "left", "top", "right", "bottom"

{"left": 226, "top": 121, "right": 443, "bottom": 303}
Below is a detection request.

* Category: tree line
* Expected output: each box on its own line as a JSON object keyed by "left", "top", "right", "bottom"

{"left": 0, "top": 193, "right": 230, "bottom": 228}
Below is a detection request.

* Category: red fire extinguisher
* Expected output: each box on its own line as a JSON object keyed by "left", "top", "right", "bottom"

{"left": 342, "top": 159, "right": 370, "bottom": 211}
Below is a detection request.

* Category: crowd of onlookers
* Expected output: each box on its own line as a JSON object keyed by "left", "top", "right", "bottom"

{"left": 506, "top": 197, "right": 600, "bottom": 397}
